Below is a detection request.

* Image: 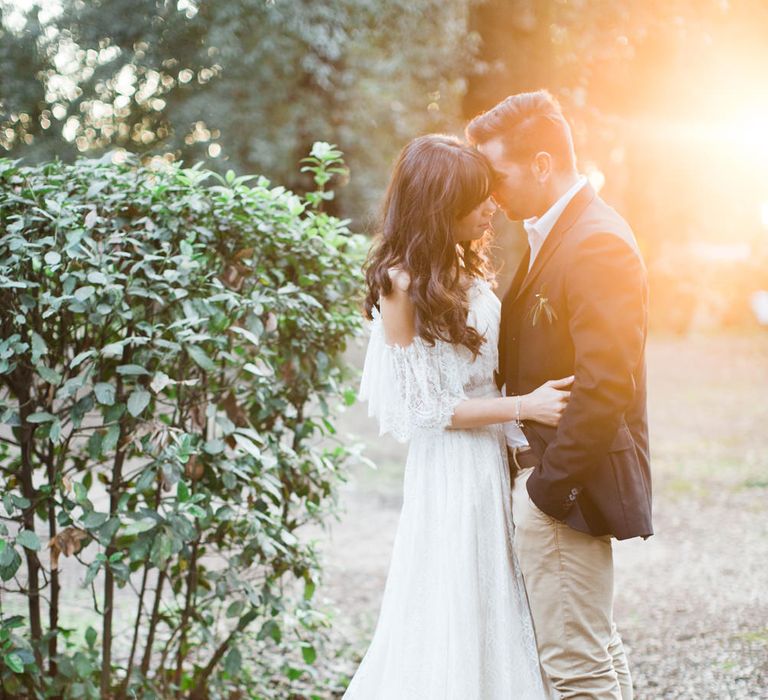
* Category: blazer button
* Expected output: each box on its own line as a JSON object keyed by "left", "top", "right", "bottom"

{"left": 569, "top": 493, "right": 576, "bottom": 501}
{"left": 570, "top": 487, "right": 579, "bottom": 496}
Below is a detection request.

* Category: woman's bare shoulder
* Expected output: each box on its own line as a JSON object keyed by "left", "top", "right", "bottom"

{"left": 386, "top": 266, "right": 411, "bottom": 293}
{"left": 380, "top": 267, "right": 415, "bottom": 345}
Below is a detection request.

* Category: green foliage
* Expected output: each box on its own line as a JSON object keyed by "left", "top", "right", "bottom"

{"left": 0, "top": 145, "right": 366, "bottom": 697}
{"left": 301, "top": 142, "right": 349, "bottom": 212}
{"left": 0, "top": 0, "right": 476, "bottom": 222}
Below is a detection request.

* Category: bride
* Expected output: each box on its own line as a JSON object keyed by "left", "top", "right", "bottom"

{"left": 343, "top": 134, "right": 571, "bottom": 699}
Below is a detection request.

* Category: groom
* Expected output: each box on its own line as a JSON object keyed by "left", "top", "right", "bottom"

{"left": 467, "top": 91, "right": 652, "bottom": 699}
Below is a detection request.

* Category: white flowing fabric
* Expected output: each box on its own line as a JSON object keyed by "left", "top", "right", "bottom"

{"left": 345, "top": 277, "right": 548, "bottom": 700}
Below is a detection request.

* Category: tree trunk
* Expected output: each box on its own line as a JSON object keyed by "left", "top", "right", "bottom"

{"left": 17, "top": 383, "right": 43, "bottom": 670}
{"left": 140, "top": 568, "right": 166, "bottom": 677}
{"left": 45, "top": 445, "right": 60, "bottom": 679}
{"left": 100, "top": 439, "right": 126, "bottom": 697}
{"left": 173, "top": 538, "right": 199, "bottom": 696}
{"left": 100, "top": 351, "right": 130, "bottom": 697}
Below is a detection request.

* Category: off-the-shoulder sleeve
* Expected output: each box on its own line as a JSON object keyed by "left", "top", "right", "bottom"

{"left": 358, "top": 309, "right": 468, "bottom": 443}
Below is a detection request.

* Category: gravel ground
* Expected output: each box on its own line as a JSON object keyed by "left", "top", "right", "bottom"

{"left": 316, "top": 333, "right": 768, "bottom": 699}
{"left": 5, "top": 331, "right": 764, "bottom": 698}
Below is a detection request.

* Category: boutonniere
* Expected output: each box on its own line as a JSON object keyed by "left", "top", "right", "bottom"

{"left": 528, "top": 284, "right": 558, "bottom": 327}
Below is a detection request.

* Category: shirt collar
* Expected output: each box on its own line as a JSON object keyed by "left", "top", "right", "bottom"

{"left": 523, "top": 175, "right": 588, "bottom": 246}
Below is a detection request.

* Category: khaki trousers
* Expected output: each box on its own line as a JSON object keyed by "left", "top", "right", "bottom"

{"left": 512, "top": 467, "right": 633, "bottom": 700}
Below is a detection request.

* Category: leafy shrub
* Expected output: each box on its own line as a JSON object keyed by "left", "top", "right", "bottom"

{"left": 0, "top": 144, "right": 365, "bottom": 698}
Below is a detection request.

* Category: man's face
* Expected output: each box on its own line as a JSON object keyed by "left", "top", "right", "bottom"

{"left": 477, "top": 137, "right": 541, "bottom": 221}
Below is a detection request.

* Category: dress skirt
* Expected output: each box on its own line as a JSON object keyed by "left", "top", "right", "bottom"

{"left": 343, "top": 422, "right": 547, "bottom": 700}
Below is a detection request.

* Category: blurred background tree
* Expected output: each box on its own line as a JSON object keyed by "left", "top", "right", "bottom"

{"left": 465, "top": 0, "right": 768, "bottom": 332}
{"left": 0, "top": 0, "right": 473, "bottom": 222}
{"left": 2, "top": 0, "right": 768, "bottom": 332}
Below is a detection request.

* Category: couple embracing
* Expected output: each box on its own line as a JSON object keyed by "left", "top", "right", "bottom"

{"left": 344, "top": 90, "right": 652, "bottom": 699}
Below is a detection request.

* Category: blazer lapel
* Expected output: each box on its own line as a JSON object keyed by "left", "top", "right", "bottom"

{"left": 503, "top": 247, "right": 530, "bottom": 306}
{"left": 513, "top": 183, "right": 597, "bottom": 303}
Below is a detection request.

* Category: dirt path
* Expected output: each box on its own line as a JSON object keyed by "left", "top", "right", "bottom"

{"left": 318, "top": 334, "right": 768, "bottom": 699}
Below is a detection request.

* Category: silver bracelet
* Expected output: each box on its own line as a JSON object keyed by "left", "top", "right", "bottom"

{"left": 515, "top": 395, "right": 523, "bottom": 428}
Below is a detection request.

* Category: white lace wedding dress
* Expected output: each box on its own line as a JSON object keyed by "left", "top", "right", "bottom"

{"left": 344, "top": 277, "right": 548, "bottom": 700}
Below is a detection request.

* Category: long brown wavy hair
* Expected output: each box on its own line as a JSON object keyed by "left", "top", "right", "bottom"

{"left": 363, "top": 134, "right": 495, "bottom": 356}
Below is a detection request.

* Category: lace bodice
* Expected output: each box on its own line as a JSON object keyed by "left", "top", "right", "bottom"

{"left": 359, "top": 277, "right": 501, "bottom": 443}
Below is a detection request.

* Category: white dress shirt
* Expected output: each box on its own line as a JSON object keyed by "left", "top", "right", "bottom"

{"left": 503, "top": 175, "right": 587, "bottom": 449}
{"left": 524, "top": 175, "right": 587, "bottom": 271}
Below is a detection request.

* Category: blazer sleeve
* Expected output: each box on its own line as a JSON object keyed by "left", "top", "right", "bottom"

{"left": 526, "top": 232, "right": 648, "bottom": 519}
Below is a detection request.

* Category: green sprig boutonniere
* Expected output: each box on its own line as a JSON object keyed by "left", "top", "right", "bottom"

{"left": 528, "top": 284, "right": 558, "bottom": 327}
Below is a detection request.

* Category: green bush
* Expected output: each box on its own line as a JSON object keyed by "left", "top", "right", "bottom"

{"left": 0, "top": 145, "right": 366, "bottom": 698}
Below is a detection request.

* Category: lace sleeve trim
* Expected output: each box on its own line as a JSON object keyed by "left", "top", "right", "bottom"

{"left": 359, "top": 309, "right": 468, "bottom": 443}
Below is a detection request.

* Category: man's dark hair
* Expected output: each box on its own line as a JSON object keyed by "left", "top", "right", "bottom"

{"left": 465, "top": 90, "right": 576, "bottom": 170}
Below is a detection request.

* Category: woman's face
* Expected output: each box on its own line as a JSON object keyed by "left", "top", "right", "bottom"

{"left": 454, "top": 196, "right": 497, "bottom": 243}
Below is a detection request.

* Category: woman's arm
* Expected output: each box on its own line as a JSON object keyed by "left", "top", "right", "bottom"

{"left": 378, "top": 268, "right": 416, "bottom": 345}
{"left": 379, "top": 272, "right": 572, "bottom": 432}
{"left": 449, "top": 378, "right": 572, "bottom": 430}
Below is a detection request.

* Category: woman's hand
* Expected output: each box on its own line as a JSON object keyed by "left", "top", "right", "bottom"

{"left": 449, "top": 377, "right": 574, "bottom": 431}
{"left": 519, "top": 376, "right": 574, "bottom": 427}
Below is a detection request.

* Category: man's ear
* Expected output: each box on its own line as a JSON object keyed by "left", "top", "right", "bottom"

{"left": 531, "top": 151, "right": 552, "bottom": 183}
